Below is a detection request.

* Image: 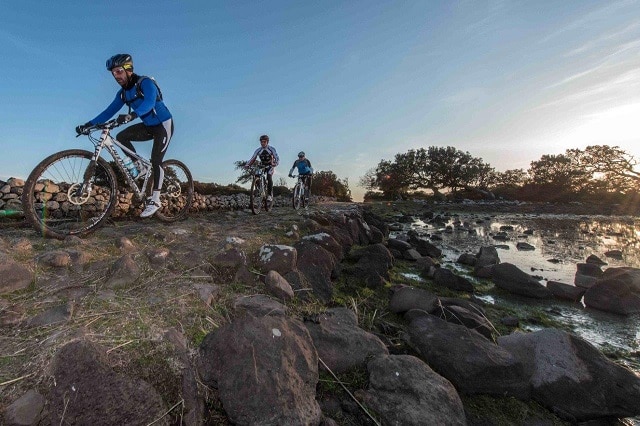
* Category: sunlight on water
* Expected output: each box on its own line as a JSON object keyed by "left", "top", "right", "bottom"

{"left": 400, "top": 272, "right": 426, "bottom": 282}
{"left": 394, "top": 212, "right": 640, "bottom": 378}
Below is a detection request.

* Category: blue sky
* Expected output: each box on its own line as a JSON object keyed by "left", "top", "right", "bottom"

{"left": 2, "top": 0, "right": 640, "bottom": 201}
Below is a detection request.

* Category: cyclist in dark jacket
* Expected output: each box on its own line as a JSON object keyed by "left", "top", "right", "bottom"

{"left": 246, "top": 134, "right": 279, "bottom": 201}
{"left": 75, "top": 53, "right": 173, "bottom": 218}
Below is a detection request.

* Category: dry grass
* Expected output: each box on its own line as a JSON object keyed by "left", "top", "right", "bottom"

{"left": 1, "top": 204, "right": 351, "bottom": 422}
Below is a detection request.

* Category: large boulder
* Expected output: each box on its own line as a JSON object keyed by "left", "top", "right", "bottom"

{"left": 362, "top": 209, "right": 390, "bottom": 238}
{"left": 389, "top": 286, "right": 439, "bottom": 314}
{"left": 583, "top": 267, "right": 640, "bottom": 315}
{"left": 574, "top": 262, "right": 603, "bottom": 289}
{"left": 407, "top": 314, "right": 528, "bottom": 398}
{"left": 318, "top": 225, "right": 354, "bottom": 254}
{"left": 474, "top": 246, "right": 500, "bottom": 270}
{"left": 304, "top": 307, "right": 388, "bottom": 374}
{"left": 198, "top": 315, "right": 321, "bottom": 426}
{"left": 433, "top": 268, "right": 474, "bottom": 292}
{"left": 547, "top": 280, "right": 585, "bottom": 302}
{"left": 407, "top": 231, "right": 442, "bottom": 258}
{"left": 301, "top": 232, "right": 343, "bottom": 261}
{"left": 3, "top": 389, "right": 46, "bottom": 426}
{"left": 294, "top": 240, "right": 337, "bottom": 302}
{"left": 498, "top": 328, "right": 640, "bottom": 422}
{"left": 492, "top": 263, "right": 551, "bottom": 298}
{"left": 430, "top": 304, "right": 495, "bottom": 340}
{"left": 358, "top": 354, "right": 466, "bottom": 426}
{"left": 104, "top": 254, "right": 141, "bottom": 288}
{"left": 0, "top": 261, "right": 33, "bottom": 294}
{"left": 255, "top": 244, "right": 297, "bottom": 276}
{"left": 48, "top": 340, "right": 167, "bottom": 426}
{"left": 344, "top": 243, "right": 394, "bottom": 288}
{"left": 386, "top": 237, "right": 412, "bottom": 252}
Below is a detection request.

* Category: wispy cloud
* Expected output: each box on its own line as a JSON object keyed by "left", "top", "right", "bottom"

{"left": 546, "top": 61, "right": 613, "bottom": 89}
{"left": 0, "top": 28, "right": 65, "bottom": 66}
{"left": 537, "top": 68, "right": 640, "bottom": 110}
{"left": 442, "top": 87, "right": 487, "bottom": 105}
{"left": 461, "top": 0, "right": 510, "bottom": 36}
{"left": 539, "top": 0, "right": 637, "bottom": 44}
{"left": 547, "top": 36, "right": 640, "bottom": 89}
{"left": 565, "top": 21, "right": 640, "bottom": 57}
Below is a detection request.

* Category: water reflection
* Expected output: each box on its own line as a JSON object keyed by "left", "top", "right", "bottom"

{"left": 394, "top": 212, "right": 640, "bottom": 375}
{"left": 407, "top": 213, "right": 640, "bottom": 284}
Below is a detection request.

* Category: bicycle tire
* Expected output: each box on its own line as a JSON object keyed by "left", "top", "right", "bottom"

{"left": 22, "top": 149, "right": 118, "bottom": 239}
{"left": 153, "top": 159, "right": 194, "bottom": 222}
{"left": 293, "top": 183, "right": 302, "bottom": 210}
{"left": 250, "top": 176, "right": 262, "bottom": 215}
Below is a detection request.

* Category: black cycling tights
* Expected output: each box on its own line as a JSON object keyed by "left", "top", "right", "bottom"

{"left": 117, "top": 119, "right": 174, "bottom": 191}
{"left": 267, "top": 173, "right": 273, "bottom": 196}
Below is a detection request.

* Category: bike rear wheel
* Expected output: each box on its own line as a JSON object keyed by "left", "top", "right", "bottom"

{"left": 250, "top": 176, "right": 263, "bottom": 215}
{"left": 293, "top": 183, "right": 303, "bottom": 210}
{"left": 152, "top": 159, "right": 194, "bottom": 222}
{"left": 22, "top": 149, "right": 118, "bottom": 239}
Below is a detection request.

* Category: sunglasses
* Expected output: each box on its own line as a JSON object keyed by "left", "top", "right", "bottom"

{"left": 111, "top": 67, "right": 126, "bottom": 76}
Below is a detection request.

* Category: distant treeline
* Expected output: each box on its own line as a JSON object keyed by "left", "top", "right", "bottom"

{"left": 359, "top": 145, "right": 640, "bottom": 207}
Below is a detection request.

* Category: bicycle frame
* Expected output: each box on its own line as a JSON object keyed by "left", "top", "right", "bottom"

{"left": 291, "top": 174, "right": 310, "bottom": 210}
{"left": 255, "top": 165, "right": 269, "bottom": 196}
{"left": 80, "top": 122, "right": 153, "bottom": 203}
{"left": 249, "top": 163, "right": 273, "bottom": 214}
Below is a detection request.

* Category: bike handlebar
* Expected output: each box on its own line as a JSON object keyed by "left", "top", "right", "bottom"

{"left": 76, "top": 119, "right": 122, "bottom": 137}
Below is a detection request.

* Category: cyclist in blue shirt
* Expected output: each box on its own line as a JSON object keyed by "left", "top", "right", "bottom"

{"left": 75, "top": 54, "right": 173, "bottom": 218}
{"left": 288, "top": 151, "right": 314, "bottom": 200}
{"left": 246, "top": 135, "right": 279, "bottom": 202}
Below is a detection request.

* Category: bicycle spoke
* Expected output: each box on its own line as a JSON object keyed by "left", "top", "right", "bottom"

{"left": 22, "top": 150, "right": 117, "bottom": 239}
{"left": 154, "top": 159, "right": 194, "bottom": 222}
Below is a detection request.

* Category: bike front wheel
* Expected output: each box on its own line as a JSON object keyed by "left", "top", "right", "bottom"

{"left": 250, "top": 176, "right": 263, "bottom": 215}
{"left": 22, "top": 149, "right": 118, "bottom": 239}
{"left": 153, "top": 159, "right": 194, "bottom": 222}
{"left": 293, "top": 183, "right": 303, "bottom": 210}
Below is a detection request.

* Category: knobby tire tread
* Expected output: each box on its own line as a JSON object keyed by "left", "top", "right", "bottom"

{"left": 22, "top": 149, "right": 118, "bottom": 239}
{"left": 153, "top": 159, "right": 194, "bottom": 222}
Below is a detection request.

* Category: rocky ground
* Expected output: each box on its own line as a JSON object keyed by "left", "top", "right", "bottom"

{"left": 1, "top": 200, "right": 639, "bottom": 425}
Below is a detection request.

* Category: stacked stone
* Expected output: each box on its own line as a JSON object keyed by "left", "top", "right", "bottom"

{"left": 0, "top": 178, "right": 24, "bottom": 211}
{"left": 1, "top": 177, "right": 337, "bottom": 217}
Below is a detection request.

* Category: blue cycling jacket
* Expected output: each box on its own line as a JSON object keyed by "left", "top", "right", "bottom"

{"left": 90, "top": 74, "right": 172, "bottom": 126}
{"left": 289, "top": 158, "right": 313, "bottom": 175}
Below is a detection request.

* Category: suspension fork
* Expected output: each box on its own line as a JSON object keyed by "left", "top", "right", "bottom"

{"left": 75, "top": 130, "right": 109, "bottom": 198}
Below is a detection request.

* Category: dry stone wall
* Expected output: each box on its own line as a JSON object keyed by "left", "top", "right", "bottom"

{"left": 0, "top": 177, "right": 335, "bottom": 217}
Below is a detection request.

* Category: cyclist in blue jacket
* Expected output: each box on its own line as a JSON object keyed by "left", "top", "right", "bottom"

{"left": 288, "top": 151, "right": 314, "bottom": 200}
{"left": 75, "top": 53, "right": 173, "bottom": 218}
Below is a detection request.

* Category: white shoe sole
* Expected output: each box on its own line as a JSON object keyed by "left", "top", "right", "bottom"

{"left": 140, "top": 202, "right": 160, "bottom": 218}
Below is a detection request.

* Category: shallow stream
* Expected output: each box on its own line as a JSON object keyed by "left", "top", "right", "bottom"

{"left": 394, "top": 211, "right": 640, "bottom": 374}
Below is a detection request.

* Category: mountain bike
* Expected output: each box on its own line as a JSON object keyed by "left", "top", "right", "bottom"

{"left": 249, "top": 163, "right": 273, "bottom": 215}
{"left": 22, "top": 119, "right": 194, "bottom": 239}
{"left": 291, "top": 174, "right": 311, "bottom": 210}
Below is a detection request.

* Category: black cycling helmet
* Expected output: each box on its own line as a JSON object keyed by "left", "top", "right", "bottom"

{"left": 298, "top": 151, "right": 305, "bottom": 157}
{"left": 259, "top": 134, "right": 269, "bottom": 142}
{"left": 106, "top": 54, "right": 133, "bottom": 71}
